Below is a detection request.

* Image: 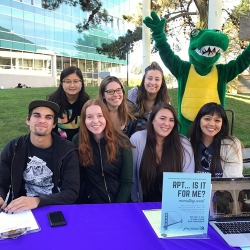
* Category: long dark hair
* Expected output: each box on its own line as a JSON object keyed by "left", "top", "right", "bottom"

{"left": 98, "top": 76, "right": 135, "bottom": 126}
{"left": 47, "top": 66, "right": 89, "bottom": 118}
{"left": 140, "top": 103, "right": 187, "bottom": 195}
{"left": 189, "top": 102, "right": 233, "bottom": 176}
{"left": 136, "top": 62, "right": 170, "bottom": 117}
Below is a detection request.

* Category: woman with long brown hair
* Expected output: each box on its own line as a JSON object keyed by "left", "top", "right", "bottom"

{"left": 128, "top": 62, "right": 170, "bottom": 131}
{"left": 130, "top": 103, "right": 194, "bottom": 202}
{"left": 98, "top": 76, "right": 136, "bottom": 137}
{"left": 76, "top": 99, "right": 133, "bottom": 203}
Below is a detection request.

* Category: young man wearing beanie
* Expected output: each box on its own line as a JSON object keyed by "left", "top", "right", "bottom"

{"left": 0, "top": 100, "right": 80, "bottom": 213}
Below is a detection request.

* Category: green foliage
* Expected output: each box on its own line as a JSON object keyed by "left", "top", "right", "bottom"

{"left": 43, "top": 0, "right": 112, "bottom": 31}
{"left": 243, "top": 167, "right": 250, "bottom": 175}
{"left": 96, "top": 0, "right": 207, "bottom": 59}
{"left": 96, "top": 27, "right": 142, "bottom": 60}
{"left": 42, "top": 0, "right": 78, "bottom": 10}
{"left": 222, "top": 0, "right": 250, "bottom": 55}
{"left": 97, "top": 0, "right": 248, "bottom": 59}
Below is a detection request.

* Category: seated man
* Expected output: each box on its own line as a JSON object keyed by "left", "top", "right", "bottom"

{"left": 0, "top": 100, "right": 80, "bottom": 213}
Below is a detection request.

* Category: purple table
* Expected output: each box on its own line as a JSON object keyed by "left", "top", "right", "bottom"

{"left": 1, "top": 202, "right": 240, "bottom": 250}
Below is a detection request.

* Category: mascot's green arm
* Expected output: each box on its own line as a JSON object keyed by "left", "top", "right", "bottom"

{"left": 143, "top": 11, "right": 190, "bottom": 109}
{"left": 143, "top": 11, "right": 190, "bottom": 80}
{"left": 154, "top": 34, "right": 191, "bottom": 117}
{"left": 218, "top": 43, "right": 250, "bottom": 82}
{"left": 217, "top": 43, "right": 250, "bottom": 107}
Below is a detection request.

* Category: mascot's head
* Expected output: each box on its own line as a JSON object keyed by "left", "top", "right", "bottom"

{"left": 188, "top": 29, "right": 229, "bottom": 68}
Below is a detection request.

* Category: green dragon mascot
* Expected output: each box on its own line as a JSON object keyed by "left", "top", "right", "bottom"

{"left": 143, "top": 11, "right": 250, "bottom": 135}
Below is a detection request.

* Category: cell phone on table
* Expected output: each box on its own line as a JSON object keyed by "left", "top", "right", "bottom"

{"left": 48, "top": 211, "right": 66, "bottom": 227}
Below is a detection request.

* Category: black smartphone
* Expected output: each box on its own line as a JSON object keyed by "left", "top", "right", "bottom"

{"left": 48, "top": 211, "right": 67, "bottom": 227}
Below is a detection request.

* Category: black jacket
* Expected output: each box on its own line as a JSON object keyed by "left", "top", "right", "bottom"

{"left": 0, "top": 133, "right": 80, "bottom": 207}
{"left": 82, "top": 135, "right": 131, "bottom": 204}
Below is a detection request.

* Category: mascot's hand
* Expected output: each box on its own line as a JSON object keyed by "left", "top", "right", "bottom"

{"left": 143, "top": 11, "right": 166, "bottom": 37}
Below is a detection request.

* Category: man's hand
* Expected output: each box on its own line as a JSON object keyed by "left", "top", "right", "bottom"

{"left": 3, "top": 196, "right": 40, "bottom": 214}
{"left": 143, "top": 11, "right": 166, "bottom": 36}
{"left": 0, "top": 196, "right": 7, "bottom": 210}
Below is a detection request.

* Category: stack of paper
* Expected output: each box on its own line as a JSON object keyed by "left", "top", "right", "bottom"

{"left": 0, "top": 210, "right": 40, "bottom": 239}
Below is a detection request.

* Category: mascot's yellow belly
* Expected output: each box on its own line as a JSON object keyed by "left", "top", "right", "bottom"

{"left": 181, "top": 65, "right": 220, "bottom": 121}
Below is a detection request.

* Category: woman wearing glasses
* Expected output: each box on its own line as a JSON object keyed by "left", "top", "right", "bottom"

{"left": 98, "top": 76, "right": 136, "bottom": 137}
{"left": 131, "top": 103, "right": 194, "bottom": 202}
{"left": 189, "top": 102, "right": 243, "bottom": 178}
{"left": 77, "top": 99, "right": 133, "bottom": 203}
{"left": 128, "top": 62, "right": 170, "bottom": 131}
{"left": 48, "top": 66, "right": 89, "bottom": 141}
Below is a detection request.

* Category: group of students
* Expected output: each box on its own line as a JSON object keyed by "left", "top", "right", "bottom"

{"left": 0, "top": 62, "right": 243, "bottom": 213}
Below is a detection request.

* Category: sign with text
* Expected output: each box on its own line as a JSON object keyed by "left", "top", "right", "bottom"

{"left": 161, "top": 172, "right": 211, "bottom": 238}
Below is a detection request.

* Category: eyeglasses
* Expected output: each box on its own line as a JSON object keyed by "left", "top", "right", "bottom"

{"left": 62, "top": 80, "right": 82, "bottom": 85}
{"left": 104, "top": 88, "right": 123, "bottom": 95}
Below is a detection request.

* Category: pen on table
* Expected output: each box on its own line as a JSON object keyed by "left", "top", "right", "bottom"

{"left": 0, "top": 192, "right": 9, "bottom": 213}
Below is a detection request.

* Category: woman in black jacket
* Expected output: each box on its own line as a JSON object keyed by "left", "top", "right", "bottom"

{"left": 77, "top": 99, "right": 133, "bottom": 204}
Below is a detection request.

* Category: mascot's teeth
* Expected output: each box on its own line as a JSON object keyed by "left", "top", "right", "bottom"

{"left": 195, "top": 46, "right": 222, "bottom": 57}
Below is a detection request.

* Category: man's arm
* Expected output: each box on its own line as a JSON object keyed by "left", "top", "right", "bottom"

{"left": 3, "top": 197, "right": 40, "bottom": 214}
{"left": 0, "top": 140, "right": 15, "bottom": 200}
{"left": 38, "top": 149, "right": 80, "bottom": 207}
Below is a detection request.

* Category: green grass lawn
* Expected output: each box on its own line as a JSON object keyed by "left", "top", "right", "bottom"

{"left": 1, "top": 87, "right": 250, "bottom": 150}
{"left": 1, "top": 87, "right": 250, "bottom": 173}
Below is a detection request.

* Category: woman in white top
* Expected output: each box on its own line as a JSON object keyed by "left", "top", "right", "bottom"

{"left": 189, "top": 102, "right": 243, "bottom": 178}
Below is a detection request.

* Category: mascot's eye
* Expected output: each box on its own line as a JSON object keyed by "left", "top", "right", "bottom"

{"left": 190, "top": 29, "right": 200, "bottom": 37}
{"left": 214, "top": 29, "right": 222, "bottom": 33}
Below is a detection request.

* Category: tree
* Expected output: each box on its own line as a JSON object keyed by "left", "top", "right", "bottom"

{"left": 42, "top": 0, "right": 112, "bottom": 31}
{"left": 220, "top": 0, "right": 250, "bottom": 73}
{"left": 222, "top": 0, "right": 250, "bottom": 54}
{"left": 96, "top": 27, "right": 142, "bottom": 60}
{"left": 96, "top": 0, "right": 248, "bottom": 59}
{"left": 96, "top": 0, "right": 205, "bottom": 59}
{"left": 42, "top": 0, "right": 249, "bottom": 62}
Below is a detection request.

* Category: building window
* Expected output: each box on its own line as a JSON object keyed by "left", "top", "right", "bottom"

{"left": 34, "top": 0, "right": 42, "bottom": 7}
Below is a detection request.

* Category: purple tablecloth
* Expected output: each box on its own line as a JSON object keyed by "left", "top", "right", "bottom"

{"left": 1, "top": 202, "right": 240, "bottom": 250}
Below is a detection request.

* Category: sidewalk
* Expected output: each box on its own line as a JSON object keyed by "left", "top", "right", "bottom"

{"left": 243, "top": 148, "right": 250, "bottom": 168}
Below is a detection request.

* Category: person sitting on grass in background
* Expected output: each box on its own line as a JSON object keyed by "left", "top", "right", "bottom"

{"left": 47, "top": 66, "right": 89, "bottom": 141}
{"left": 189, "top": 102, "right": 243, "bottom": 178}
{"left": 0, "top": 100, "right": 80, "bottom": 213}
{"left": 16, "top": 83, "right": 22, "bottom": 88}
